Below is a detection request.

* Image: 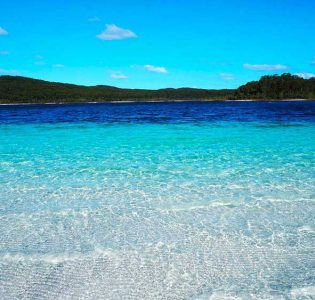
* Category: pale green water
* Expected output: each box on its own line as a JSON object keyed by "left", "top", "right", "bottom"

{"left": 0, "top": 102, "right": 314, "bottom": 299}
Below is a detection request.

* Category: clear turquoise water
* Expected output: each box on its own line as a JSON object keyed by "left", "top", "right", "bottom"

{"left": 0, "top": 102, "right": 314, "bottom": 299}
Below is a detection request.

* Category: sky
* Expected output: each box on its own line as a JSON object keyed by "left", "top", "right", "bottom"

{"left": 0, "top": 0, "right": 315, "bottom": 89}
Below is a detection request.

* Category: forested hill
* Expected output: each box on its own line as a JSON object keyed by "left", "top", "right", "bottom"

{"left": 0, "top": 73, "right": 314, "bottom": 104}
{"left": 235, "top": 73, "right": 315, "bottom": 100}
{"left": 0, "top": 76, "right": 233, "bottom": 104}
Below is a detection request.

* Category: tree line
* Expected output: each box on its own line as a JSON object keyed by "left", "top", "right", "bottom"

{"left": 234, "top": 73, "right": 315, "bottom": 100}
{"left": 0, "top": 73, "right": 314, "bottom": 104}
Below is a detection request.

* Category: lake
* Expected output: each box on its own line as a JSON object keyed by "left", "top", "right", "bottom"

{"left": 0, "top": 101, "right": 314, "bottom": 299}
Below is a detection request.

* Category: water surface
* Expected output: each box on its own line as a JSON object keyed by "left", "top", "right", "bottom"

{"left": 0, "top": 101, "right": 314, "bottom": 299}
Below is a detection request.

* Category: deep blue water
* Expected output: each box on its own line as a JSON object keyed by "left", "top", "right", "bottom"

{"left": 1, "top": 100, "right": 314, "bottom": 124}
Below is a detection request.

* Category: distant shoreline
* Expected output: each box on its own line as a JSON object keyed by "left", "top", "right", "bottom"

{"left": 0, "top": 98, "right": 313, "bottom": 106}
{"left": 1, "top": 74, "right": 314, "bottom": 105}
{"left": 0, "top": 99, "right": 313, "bottom": 106}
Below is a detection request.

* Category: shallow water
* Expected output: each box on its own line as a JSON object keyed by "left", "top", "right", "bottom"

{"left": 0, "top": 101, "right": 314, "bottom": 299}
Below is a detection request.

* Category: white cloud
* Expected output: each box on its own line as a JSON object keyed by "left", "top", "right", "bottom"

{"left": 88, "top": 17, "right": 101, "bottom": 22}
{"left": 111, "top": 72, "right": 128, "bottom": 79}
{"left": 220, "top": 73, "right": 234, "bottom": 81}
{"left": 97, "top": 24, "right": 137, "bottom": 40}
{"left": 34, "top": 61, "right": 46, "bottom": 65}
{"left": 144, "top": 65, "right": 168, "bottom": 73}
{"left": 0, "top": 27, "right": 8, "bottom": 35}
{"left": 53, "top": 64, "right": 64, "bottom": 68}
{"left": 294, "top": 72, "right": 315, "bottom": 79}
{"left": 243, "top": 63, "right": 289, "bottom": 71}
{"left": 0, "top": 68, "right": 19, "bottom": 74}
{"left": 0, "top": 50, "right": 10, "bottom": 55}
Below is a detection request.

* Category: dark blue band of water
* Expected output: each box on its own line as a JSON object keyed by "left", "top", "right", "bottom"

{"left": 0, "top": 101, "right": 315, "bottom": 124}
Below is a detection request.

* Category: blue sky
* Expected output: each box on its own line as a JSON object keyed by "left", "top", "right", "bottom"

{"left": 0, "top": 0, "right": 315, "bottom": 89}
